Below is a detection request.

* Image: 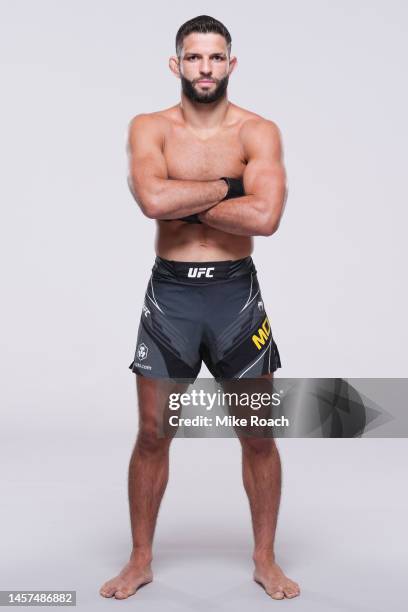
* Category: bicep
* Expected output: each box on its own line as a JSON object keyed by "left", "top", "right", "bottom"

{"left": 127, "top": 115, "right": 168, "bottom": 202}
{"left": 242, "top": 121, "right": 286, "bottom": 201}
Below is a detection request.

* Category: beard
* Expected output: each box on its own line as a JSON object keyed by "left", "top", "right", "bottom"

{"left": 180, "top": 74, "right": 229, "bottom": 104}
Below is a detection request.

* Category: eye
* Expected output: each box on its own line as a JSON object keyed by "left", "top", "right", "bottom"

{"left": 212, "top": 55, "right": 224, "bottom": 61}
{"left": 187, "top": 55, "right": 198, "bottom": 61}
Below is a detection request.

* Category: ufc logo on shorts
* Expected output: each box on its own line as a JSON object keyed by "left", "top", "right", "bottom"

{"left": 187, "top": 267, "right": 215, "bottom": 278}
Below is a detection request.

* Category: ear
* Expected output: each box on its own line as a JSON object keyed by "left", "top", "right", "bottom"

{"left": 169, "top": 55, "right": 181, "bottom": 79}
{"left": 228, "top": 55, "right": 238, "bottom": 76}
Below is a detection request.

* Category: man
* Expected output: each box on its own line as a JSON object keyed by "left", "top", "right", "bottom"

{"left": 100, "top": 15, "right": 299, "bottom": 601}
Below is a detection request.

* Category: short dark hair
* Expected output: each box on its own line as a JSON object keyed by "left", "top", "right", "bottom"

{"left": 175, "top": 15, "right": 232, "bottom": 57}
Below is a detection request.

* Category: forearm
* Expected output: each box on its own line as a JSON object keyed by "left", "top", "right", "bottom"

{"left": 198, "top": 196, "right": 281, "bottom": 237}
{"left": 132, "top": 177, "right": 227, "bottom": 220}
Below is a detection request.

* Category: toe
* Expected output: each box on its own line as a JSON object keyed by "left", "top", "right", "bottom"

{"left": 99, "top": 584, "right": 115, "bottom": 598}
{"left": 270, "top": 588, "right": 285, "bottom": 600}
{"left": 283, "top": 579, "right": 300, "bottom": 596}
{"left": 115, "top": 587, "right": 138, "bottom": 600}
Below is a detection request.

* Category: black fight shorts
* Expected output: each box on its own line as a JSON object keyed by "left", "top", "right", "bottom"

{"left": 129, "top": 256, "right": 282, "bottom": 381}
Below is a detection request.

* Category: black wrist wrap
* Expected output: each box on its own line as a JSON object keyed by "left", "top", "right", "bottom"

{"left": 220, "top": 177, "right": 245, "bottom": 200}
{"left": 163, "top": 214, "right": 202, "bottom": 223}
{"left": 178, "top": 214, "right": 202, "bottom": 224}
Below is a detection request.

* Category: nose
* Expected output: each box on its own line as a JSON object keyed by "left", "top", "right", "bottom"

{"left": 199, "top": 58, "right": 212, "bottom": 76}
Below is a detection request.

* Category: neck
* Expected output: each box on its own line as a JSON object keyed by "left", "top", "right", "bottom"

{"left": 179, "top": 93, "right": 230, "bottom": 129}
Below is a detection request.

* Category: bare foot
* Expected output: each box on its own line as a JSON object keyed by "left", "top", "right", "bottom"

{"left": 254, "top": 556, "right": 300, "bottom": 600}
{"left": 99, "top": 554, "right": 153, "bottom": 600}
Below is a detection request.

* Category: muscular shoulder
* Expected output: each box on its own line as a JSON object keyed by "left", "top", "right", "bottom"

{"left": 127, "top": 106, "right": 179, "bottom": 146}
{"left": 239, "top": 116, "right": 283, "bottom": 152}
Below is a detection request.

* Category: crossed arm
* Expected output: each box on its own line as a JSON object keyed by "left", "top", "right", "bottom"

{"left": 127, "top": 114, "right": 287, "bottom": 237}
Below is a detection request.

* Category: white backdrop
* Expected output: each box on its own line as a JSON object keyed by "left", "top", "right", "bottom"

{"left": 0, "top": 2, "right": 407, "bottom": 610}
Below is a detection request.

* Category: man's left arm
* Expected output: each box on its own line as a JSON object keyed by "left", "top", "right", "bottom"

{"left": 198, "top": 120, "right": 287, "bottom": 236}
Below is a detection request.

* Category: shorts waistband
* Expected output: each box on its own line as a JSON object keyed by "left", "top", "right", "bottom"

{"left": 152, "top": 256, "right": 256, "bottom": 282}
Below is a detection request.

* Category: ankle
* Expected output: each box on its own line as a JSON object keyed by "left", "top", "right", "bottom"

{"left": 130, "top": 547, "right": 152, "bottom": 565}
{"left": 253, "top": 549, "right": 276, "bottom": 564}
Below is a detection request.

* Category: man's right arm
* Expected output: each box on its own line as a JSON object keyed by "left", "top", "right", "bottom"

{"left": 127, "top": 114, "right": 227, "bottom": 220}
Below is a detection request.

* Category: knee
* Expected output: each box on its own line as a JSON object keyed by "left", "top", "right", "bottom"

{"left": 136, "top": 425, "right": 170, "bottom": 456}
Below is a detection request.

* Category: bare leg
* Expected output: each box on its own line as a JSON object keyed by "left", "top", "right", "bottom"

{"left": 240, "top": 434, "right": 299, "bottom": 599}
{"left": 224, "top": 373, "right": 300, "bottom": 600}
{"left": 100, "top": 375, "right": 187, "bottom": 600}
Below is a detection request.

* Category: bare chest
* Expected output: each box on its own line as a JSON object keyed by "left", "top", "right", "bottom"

{"left": 163, "top": 126, "right": 246, "bottom": 180}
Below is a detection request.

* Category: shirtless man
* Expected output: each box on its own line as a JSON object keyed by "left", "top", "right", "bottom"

{"left": 100, "top": 15, "right": 299, "bottom": 601}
